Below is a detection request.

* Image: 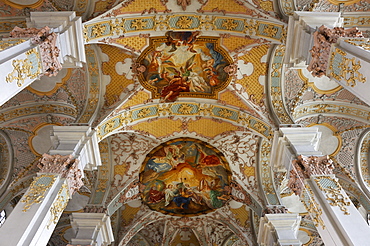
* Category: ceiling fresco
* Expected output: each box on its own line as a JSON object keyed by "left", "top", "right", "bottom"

{"left": 140, "top": 138, "right": 232, "bottom": 216}
{"left": 137, "top": 31, "right": 232, "bottom": 101}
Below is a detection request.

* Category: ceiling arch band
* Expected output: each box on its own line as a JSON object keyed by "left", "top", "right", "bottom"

{"left": 97, "top": 102, "right": 273, "bottom": 140}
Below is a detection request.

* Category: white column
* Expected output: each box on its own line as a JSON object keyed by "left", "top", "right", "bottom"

{"left": 272, "top": 127, "right": 322, "bottom": 171}
{"left": 258, "top": 213, "right": 302, "bottom": 246}
{"left": 0, "top": 39, "right": 43, "bottom": 106}
{"left": 28, "top": 11, "right": 86, "bottom": 68}
{"left": 69, "top": 213, "right": 114, "bottom": 246}
{"left": 307, "top": 175, "right": 370, "bottom": 246}
{"left": 0, "top": 11, "right": 86, "bottom": 107}
{"left": 284, "top": 11, "right": 342, "bottom": 67}
{"left": 288, "top": 156, "right": 370, "bottom": 246}
{"left": 326, "top": 39, "right": 370, "bottom": 106}
{"left": 0, "top": 125, "right": 101, "bottom": 246}
{"left": 0, "top": 153, "right": 82, "bottom": 246}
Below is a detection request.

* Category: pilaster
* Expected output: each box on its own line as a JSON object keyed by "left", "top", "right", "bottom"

{"left": 284, "top": 11, "right": 343, "bottom": 67}
{"left": 0, "top": 154, "right": 83, "bottom": 246}
{"left": 0, "top": 125, "right": 101, "bottom": 246}
{"left": 326, "top": 37, "right": 370, "bottom": 106}
{"left": 289, "top": 155, "right": 370, "bottom": 246}
{"left": 50, "top": 126, "right": 102, "bottom": 172}
{"left": 0, "top": 11, "right": 85, "bottom": 107}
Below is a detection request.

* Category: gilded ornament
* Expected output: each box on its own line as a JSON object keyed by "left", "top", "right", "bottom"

{"left": 131, "top": 19, "right": 148, "bottom": 30}
{"left": 199, "top": 15, "right": 215, "bottom": 30}
{"left": 345, "top": 39, "right": 370, "bottom": 51}
{"left": 263, "top": 25, "right": 278, "bottom": 38}
{"left": 269, "top": 45, "right": 294, "bottom": 124}
{"left": 0, "top": 39, "right": 26, "bottom": 51}
{"left": 98, "top": 103, "right": 272, "bottom": 139}
{"left": 90, "top": 24, "right": 107, "bottom": 38}
{"left": 178, "top": 104, "right": 193, "bottom": 114}
{"left": 279, "top": 0, "right": 294, "bottom": 15}
{"left": 340, "top": 57, "right": 366, "bottom": 87}
{"left": 302, "top": 185, "right": 325, "bottom": 229}
{"left": 260, "top": 1, "right": 274, "bottom": 11}
{"left": 110, "top": 19, "right": 126, "bottom": 35}
{"left": 154, "top": 15, "right": 171, "bottom": 31}
{"left": 260, "top": 140, "right": 279, "bottom": 204}
{"left": 176, "top": 16, "right": 193, "bottom": 29}
{"left": 314, "top": 176, "right": 351, "bottom": 215}
{"left": 137, "top": 108, "right": 152, "bottom": 118}
{"left": 5, "top": 48, "right": 41, "bottom": 87}
{"left": 253, "top": 122, "right": 266, "bottom": 133}
{"left": 330, "top": 48, "right": 366, "bottom": 87}
{"left": 222, "top": 19, "right": 238, "bottom": 31}
{"left": 21, "top": 175, "right": 56, "bottom": 212}
{"left": 47, "top": 183, "right": 70, "bottom": 229}
{"left": 218, "top": 108, "right": 233, "bottom": 118}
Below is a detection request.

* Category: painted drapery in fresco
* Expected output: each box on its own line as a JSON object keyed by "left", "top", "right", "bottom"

{"left": 140, "top": 138, "right": 232, "bottom": 216}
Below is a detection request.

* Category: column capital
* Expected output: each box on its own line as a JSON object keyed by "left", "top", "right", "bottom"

{"left": 38, "top": 153, "right": 83, "bottom": 196}
{"left": 307, "top": 25, "right": 362, "bottom": 77}
{"left": 288, "top": 155, "right": 334, "bottom": 196}
{"left": 9, "top": 25, "right": 62, "bottom": 77}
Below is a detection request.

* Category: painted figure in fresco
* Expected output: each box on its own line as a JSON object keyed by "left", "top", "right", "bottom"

{"left": 138, "top": 31, "right": 231, "bottom": 102}
{"left": 160, "top": 75, "right": 190, "bottom": 102}
{"left": 184, "top": 183, "right": 203, "bottom": 205}
{"left": 148, "top": 186, "right": 164, "bottom": 203}
{"left": 165, "top": 31, "right": 200, "bottom": 53}
{"left": 148, "top": 51, "right": 175, "bottom": 74}
{"left": 147, "top": 157, "right": 172, "bottom": 172}
{"left": 164, "top": 184, "right": 178, "bottom": 206}
{"left": 173, "top": 183, "right": 192, "bottom": 209}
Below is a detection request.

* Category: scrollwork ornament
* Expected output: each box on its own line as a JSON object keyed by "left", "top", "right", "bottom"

{"left": 314, "top": 176, "right": 351, "bottom": 215}
{"left": 21, "top": 174, "right": 56, "bottom": 212}
{"left": 47, "top": 183, "right": 70, "bottom": 229}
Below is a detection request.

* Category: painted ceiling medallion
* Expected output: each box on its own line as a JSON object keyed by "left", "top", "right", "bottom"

{"left": 136, "top": 31, "right": 233, "bottom": 102}
{"left": 140, "top": 138, "right": 232, "bottom": 216}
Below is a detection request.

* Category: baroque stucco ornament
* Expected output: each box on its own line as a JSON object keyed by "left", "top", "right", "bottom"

{"left": 288, "top": 155, "right": 334, "bottom": 196}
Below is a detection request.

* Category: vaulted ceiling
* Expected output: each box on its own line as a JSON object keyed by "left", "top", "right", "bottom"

{"left": 0, "top": 0, "right": 370, "bottom": 245}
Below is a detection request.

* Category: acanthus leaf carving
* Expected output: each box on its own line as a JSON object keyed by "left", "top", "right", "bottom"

{"left": 288, "top": 155, "right": 334, "bottom": 196}
{"left": 38, "top": 153, "right": 83, "bottom": 196}
{"left": 307, "top": 25, "right": 362, "bottom": 77}
{"left": 9, "top": 26, "right": 62, "bottom": 77}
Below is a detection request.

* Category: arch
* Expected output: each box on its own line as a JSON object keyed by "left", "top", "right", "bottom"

{"left": 96, "top": 102, "right": 273, "bottom": 141}
{"left": 355, "top": 128, "right": 370, "bottom": 198}
{"left": 0, "top": 130, "right": 14, "bottom": 198}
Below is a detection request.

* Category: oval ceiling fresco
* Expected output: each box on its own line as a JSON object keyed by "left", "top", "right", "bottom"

{"left": 140, "top": 138, "right": 232, "bottom": 216}
{"left": 136, "top": 31, "right": 233, "bottom": 102}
